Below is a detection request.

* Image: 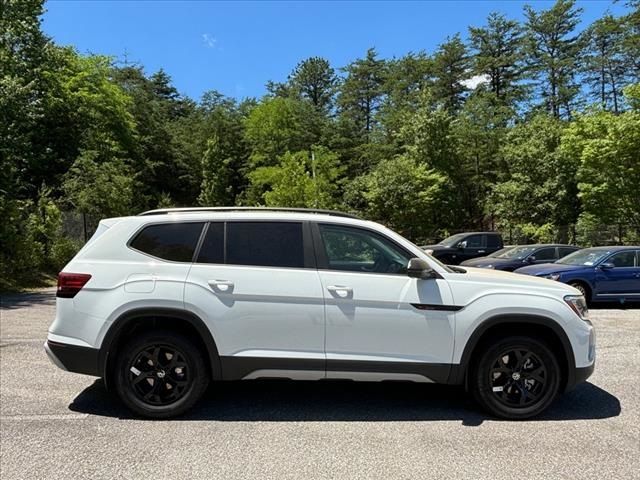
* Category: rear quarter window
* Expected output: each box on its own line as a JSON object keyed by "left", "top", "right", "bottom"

{"left": 129, "top": 222, "right": 204, "bottom": 262}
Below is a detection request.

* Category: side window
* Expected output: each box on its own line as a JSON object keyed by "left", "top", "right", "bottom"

{"left": 130, "top": 222, "right": 204, "bottom": 262}
{"left": 534, "top": 247, "right": 557, "bottom": 261}
{"left": 318, "top": 224, "right": 410, "bottom": 274}
{"left": 608, "top": 251, "right": 636, "bottom": 267}
{"left": 196, "top": 222, "right": 224, "bottom": 264}
{"left": 486, "top": 235, "right": 501, "bottom": 248}
{"left": 559, "top": 247, "right": 577, "bottom": 258}
{"left": 226, "top": 222, "right": 304, "bottom": 268}
{"left": 465, "top": 235, "right": 484, "bottom": 248}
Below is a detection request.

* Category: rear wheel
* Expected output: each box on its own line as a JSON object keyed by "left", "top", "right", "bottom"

{"left": 471, "top": 336, "right": 560, "bottom": 420}
{"left": 114, "top": 331, "right": 209, "bottom": 418}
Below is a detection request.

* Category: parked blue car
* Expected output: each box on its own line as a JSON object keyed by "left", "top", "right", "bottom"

{"left": 515, "top": 246, "right": 640, "bottom": 304}
{"left": 460, "top": 244, "right": 580, "bottom": 271}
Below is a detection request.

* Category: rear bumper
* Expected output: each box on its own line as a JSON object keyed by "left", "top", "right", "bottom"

{"left": 44, "top": 340, "right": 100, "bottom": 377}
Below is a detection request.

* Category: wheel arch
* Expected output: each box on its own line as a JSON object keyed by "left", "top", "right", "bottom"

{"left": 450, "top": 314, "right": 576, "bottom": 392}
{"left": 99, "top": 307, "right": 222, "bottom": 388}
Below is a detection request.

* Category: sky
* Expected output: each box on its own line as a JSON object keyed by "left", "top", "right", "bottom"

{"left": 42, "top": 0, "right": 627, "bottom": 101}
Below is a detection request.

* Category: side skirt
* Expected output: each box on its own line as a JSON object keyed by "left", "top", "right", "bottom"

{"left": 220, "top": 356, "right": 453, "bottom": 384}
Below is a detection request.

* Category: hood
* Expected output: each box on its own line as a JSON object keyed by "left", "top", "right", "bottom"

{"left": 461, "top": 257, "right": 521, "bottom": 268}
{"left": 450, "top": 266, "right": 579, "bottom": 298}
{"left": 514, "top": 262, "right": 587, "bottom": 276}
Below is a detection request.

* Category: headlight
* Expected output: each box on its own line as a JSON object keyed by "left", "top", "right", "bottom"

{"left": 425, "top": 249, "right": 434, "bottom": 255}
{"left": 545, "top": 273, "right": 560, "bottom": 281}
{"left": 564, "top": 295, "right": 589, "bottom": 321}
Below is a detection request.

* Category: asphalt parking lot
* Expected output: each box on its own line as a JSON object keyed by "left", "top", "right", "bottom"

{"left": 1, "top": 289, "right": 639, "bottom": 480}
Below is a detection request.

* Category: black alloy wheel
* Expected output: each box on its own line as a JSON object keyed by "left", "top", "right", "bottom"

{"left": 128, "top": 344, "right": 191, "bottom": 406}
{"left": 489, "top": 348, "right": 548, "bottom": 408}
{"left": 114, "top": 331, "right": 209, "bottom": 418}
{"left": 472, "top": 336, "right": 560, "bottom": 420}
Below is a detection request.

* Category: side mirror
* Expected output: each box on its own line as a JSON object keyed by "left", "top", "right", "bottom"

{"left": 600, "top": 262, "right": 615, "bottom": 269}
{"left": 407, "top": 258, "right": 438, "bottom": 279}
{"left": 457, "top": 241, "right": 467, "bottom": 250}
{"left": 527, "top": 255, "right": 536, "bottom": 263}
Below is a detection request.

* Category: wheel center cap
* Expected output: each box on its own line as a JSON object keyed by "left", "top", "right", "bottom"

{"left": 157, "top": 370, "right": 166, "bottom": 379}
{"left": 511, "top": 372, "right": 521, "bottom": 381}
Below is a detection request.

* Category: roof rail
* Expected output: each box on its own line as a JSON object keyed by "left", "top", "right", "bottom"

{"left": 138, "top": 207, "right": 361, "bottom": 219}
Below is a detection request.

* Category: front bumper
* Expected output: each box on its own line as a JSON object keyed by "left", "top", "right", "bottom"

{"left": 44, "top": 340, "right": 100, "bottom": 377}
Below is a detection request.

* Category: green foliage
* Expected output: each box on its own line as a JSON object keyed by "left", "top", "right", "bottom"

{"left": 525, "top": 0, "right": 583, "bottom": 118}
{"left": 249, "top": 147, "right": 343, "bottom": 209}
{"left": 432, "top": 34, "right": 470, "bottom": 112}
{"left": 345, "top": 155, "right": 449, "bottom": 240}
{"left": 469, "top": 12, "right": 526, "bottom": 107}
{"left": 63, "top": 149, "right": 134, "bottom": 217}
{"left": 563, "top": 109, "right": 640, "bottom": 229}
{"left": 244, "top": 96, "right": 321, "bottom": 168}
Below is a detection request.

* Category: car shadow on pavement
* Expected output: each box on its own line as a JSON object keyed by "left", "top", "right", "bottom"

{"left": 69, "top": 379, "right": 620, "bottom": 425}
{"left": 0, "top": 290, "right": 56, "bottom": 310}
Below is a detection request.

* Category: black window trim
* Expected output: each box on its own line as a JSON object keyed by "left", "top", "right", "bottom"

{"left": 603, "top": 249, "right": 639, "bottom": 268}
{"left": 127, "top": 220, "right": 206, "bottom": 264}
{"left": 311, "top": 221, "right": 415, "bottom": 276}
{"left": 465, "top": 234, "right": 486, "bottom": 249}
{"left": 193, "top": 219, "right": 316, "bottom": 270}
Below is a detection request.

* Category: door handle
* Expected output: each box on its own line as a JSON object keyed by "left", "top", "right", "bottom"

{"left": 208, "top": 280, "right": 234, "bottom": 293}
{"left": 327, "top": 285, "right": 353, "bottom": 298}
{"left": 478, "top": 250, "right": 485, "bottom": 253}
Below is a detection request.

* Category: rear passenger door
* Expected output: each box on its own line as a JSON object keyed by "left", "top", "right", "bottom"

{"left": 184, "top": 221, "right": 326, "bottom": 380}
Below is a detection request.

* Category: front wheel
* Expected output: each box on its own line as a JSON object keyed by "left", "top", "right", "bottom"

{"left": 471, "top": 336, "right": 561, "bottom": 420}
{"left": 114, "top": 331, "right": 209, "bottom": 418}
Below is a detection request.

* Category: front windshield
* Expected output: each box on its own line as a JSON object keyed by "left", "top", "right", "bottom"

{"left": 488, "top": 247, "right": 513, "bottom": 258}
{"left": 495, "top": 246, "right": 537, "bottom": 260}
{"left": 557, "top": 249, "right": 611, "bottom": 266}
{"left": 438, "top": 233, "right": 466, "bottom": 247}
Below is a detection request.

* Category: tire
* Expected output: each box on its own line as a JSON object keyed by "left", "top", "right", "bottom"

{"left": 568, "top": 281, "right": 590, "bottom": 303}
{"left": 471, "top": 336, "right": 561, "bottom": 420}
{"left": 114, "top": 330, "right": 209, "bottom": 419}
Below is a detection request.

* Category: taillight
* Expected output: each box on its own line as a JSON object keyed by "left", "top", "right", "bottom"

{"left": 57, "top": 273, "right": 92, "bottom": 298}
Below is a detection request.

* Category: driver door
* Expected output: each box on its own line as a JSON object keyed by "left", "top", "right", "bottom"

{"left": 312, "top": 223, "right": 456, "bottom": 382}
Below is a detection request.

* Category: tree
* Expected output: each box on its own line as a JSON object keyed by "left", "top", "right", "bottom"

{"left": 248, "top": 147, "right": 343, "bottom": 208}
{"left": 62, "top": 149, "right": 134, "bottom": 218}
{"left": 337, "top": 48, "right": 387, "bottom": 140}
{"left": 563, "top": 109, "right": 640, "bottom": 232}
{"left": 288, "top": 57, "right": 338, "bottom": 112}
{"left": 344, "top": 155, "right": 448, "bottom": 240}
{"left": 582, "top": 15, "right": 628, "bottom": 113}
{"left": 524, "top": 0, "right": 584, "bottom": 119}
{"left": 469, "top": 12, "right": 526, "bottom": 108}
{"left": 489, "top": 114, "right": 578, "bottom": 241}
{"left": 198, "top": 135, "right": 235, "bottom": 206}
{"left": 380, "top": 52, "right": 433, "bottom": 136}
{"left": 431, "top": 34, "right": 470, "bottom": 112}
{"left": 244, "top": 96, "right": 321, "bottom": 168}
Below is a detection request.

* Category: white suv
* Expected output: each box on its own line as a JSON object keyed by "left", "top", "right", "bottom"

{"left": 46, "top": 208, "right": 595, "bottom": 419}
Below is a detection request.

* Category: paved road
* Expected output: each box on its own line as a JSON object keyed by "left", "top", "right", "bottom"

{"left": 1, "top": 289, "right": 639, "bottom": 480}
